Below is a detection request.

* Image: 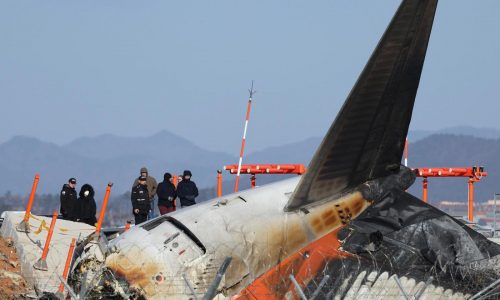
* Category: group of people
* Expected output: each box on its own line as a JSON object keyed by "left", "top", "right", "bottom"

{"left": 59, "top": 167, "right": 199, "bottom": 226}
{"left": 131, "top": 167, "right": 198, "bottom": 225}
{"left": 59, "top": 178, "right": 97, "bottom": 226}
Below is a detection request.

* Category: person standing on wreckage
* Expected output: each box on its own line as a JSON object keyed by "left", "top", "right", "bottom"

{"left": 177, "top": 170, "right": 198, "bottom": 208}
{"left": 77, "top": 184, "right": 97, "bottom": 226}
{"left": 131, "top": 167, "right": 157, "bottom": 219}
{"left": 131, "top": 175, "right": 150, "bottom": 224}
{"left": 157, "top": 172, "right": 177, "bottom": 215}
{"left": 60, "top": 177, "right": 77, "bottom": 221}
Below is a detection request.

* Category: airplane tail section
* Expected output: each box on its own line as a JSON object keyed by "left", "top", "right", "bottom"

{"left": 285, "top": 0, "right": 438, "bottom": 211}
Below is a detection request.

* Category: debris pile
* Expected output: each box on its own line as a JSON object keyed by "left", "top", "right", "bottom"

{"left": 0, "top": 237, "right": 33, "bottom": 299}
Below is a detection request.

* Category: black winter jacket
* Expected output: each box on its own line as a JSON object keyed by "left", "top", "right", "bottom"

{"left": 157, "top": 180, "right": 177, "bottom": 208}
{"left": 177, "top": 179, "right": 198, "bottom": 207}
{"left": 78, "top": 184, "right": 97, "bottom": 226}
{"left": 60, "top": 184, "right": 77, "bottom": 220}
{"left": 131, "top": 184, "right": 150, "bottom": 214}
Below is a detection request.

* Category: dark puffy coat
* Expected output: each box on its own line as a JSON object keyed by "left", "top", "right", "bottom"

{"left": 60, "top": 184, "right": 77, "bottom": 220}
{"left": 78, "top": 184, "right": 97, "bottom": 226}
{"left": 131, "top": 184, "right": 150, "bottom": 214}
{"left": 157, "top": 180, "right": 177, "bottom": 208}
{"left": 177, "top": 179, "right": 198, "bottom": 207}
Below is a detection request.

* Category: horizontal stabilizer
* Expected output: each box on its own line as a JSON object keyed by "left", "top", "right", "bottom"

{"left": 285, "top": 0, "right": 438, "bottom": 211}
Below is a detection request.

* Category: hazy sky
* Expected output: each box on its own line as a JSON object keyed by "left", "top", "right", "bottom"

{"left": 1, "top": 1, "right": 499, "bottom": 155}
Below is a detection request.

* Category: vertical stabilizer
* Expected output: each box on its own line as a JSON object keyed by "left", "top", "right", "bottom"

{"left": 286, "top": 0, "right": 438, "bottom": 211}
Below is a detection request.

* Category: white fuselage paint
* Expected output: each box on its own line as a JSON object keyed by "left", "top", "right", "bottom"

{"left": 103, "top": 177, "right": 370, "bottom": 299}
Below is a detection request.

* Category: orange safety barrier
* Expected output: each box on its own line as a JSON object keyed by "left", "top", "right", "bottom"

{"left": 217, "top": 170, "right": 223, "bottom": 197}
{"left": 225, "top": 164, "right": 306, "bottom": 175}
{"left": 414, "top": 167, "right": 487, "bottom": 178}
{"left": 33, "top": 210, "right": 58, "bottom": 271}
{"left": 57, "top": 238, "right": 76, "bottom": 295}
{"left": 414, "top": 166, "right": 486, "bottom": 221}
{"left": 17, "top": 174, "right": 40, "bottom": 232}
{"left": 225, "top": 164, "right": 305, "bottom": 189}
{"left": 95, "top": 183, "right": 113, "bottom": 236}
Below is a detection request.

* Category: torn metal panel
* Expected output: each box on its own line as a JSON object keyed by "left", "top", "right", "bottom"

{"left": 340, "top": 188, "right": 500, "bottom": 264}
{"left": 333, "top": 187, "right": 500, "bottom": 296}
{"left": 320, "top": 175, "right": 500, "bottom": 298}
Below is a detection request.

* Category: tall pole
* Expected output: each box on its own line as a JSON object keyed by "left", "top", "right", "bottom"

{"left": 17, "top": 174, "right": 40, "bottom": 232}
{"left": 217, "top": 170, "right": 223, "bottom": 197}
{"left": 234, "top": 81, "right": 255, "bottom": 193}
{"left": 56, "top": 238, "right": 76, "bottom": 297}
{"left": 172, "top": 175, "right": 178, "bottom": 211}
{"left": 95, "top": 183, "right": 113, "bottom": 236}
{"left": 468, "top": 179, "right": 474, "bottom": 222}
{"left": 33, "top": 210, "right": 58, "bottom": 271}
{"left": 422, "top": 177, "right": 428, "bottom": 203}
{"left": 494, "top": 193, "right": 498, "bottom": 236}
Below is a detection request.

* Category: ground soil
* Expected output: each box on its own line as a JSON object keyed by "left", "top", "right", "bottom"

{"left": 0, "top": 237, "right": 32, "bottom": 299}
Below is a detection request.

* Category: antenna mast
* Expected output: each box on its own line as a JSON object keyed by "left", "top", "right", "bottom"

{"left": 234, "top": 81, "right": 256, "bottom": 192}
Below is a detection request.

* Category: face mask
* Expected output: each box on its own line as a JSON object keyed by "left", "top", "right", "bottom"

{"left": 84, "top": 190, "right": 90, "bottom": 197}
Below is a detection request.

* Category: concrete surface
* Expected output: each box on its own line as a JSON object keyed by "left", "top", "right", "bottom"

{"left": 0, "top": 211, "right": 95, "bottom": 295}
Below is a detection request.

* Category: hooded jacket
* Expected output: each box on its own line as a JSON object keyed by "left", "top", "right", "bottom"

{"left": 157, "top": 179, "right": 177, "bottom": 208}
{"left": 77, "top": 184, "right": 97, "bottom": 226}
{"left": 177, "top": 178, "right": 199, "bottom": 207}
{"left": 132, "top": 167, "right": 158, "bottom": 199}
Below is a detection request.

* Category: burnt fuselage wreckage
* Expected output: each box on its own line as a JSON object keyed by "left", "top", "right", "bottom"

{"left": 67, "top": 0, "right": 500, "bottom": 299}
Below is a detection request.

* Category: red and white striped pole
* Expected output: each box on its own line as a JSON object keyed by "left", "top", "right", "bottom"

{"left": 404, "top": 138, "right": 409, "bottom": 167}
{"left": 234, "top": 82, "right": 255, "bottom": 192}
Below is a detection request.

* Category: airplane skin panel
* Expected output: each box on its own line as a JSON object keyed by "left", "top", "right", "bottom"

{"left": 286, "top": 0, "right": 438, "bottom": 211}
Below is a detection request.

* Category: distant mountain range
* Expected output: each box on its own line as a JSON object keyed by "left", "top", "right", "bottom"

{"left": 1, "top": 126, "right": 500, "bottom": 205}
{"left": 409, "top": 126, "right": 500, "bottom": 142}
{"left": 0, "top": 131, "right": 236, "bottom": 196}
